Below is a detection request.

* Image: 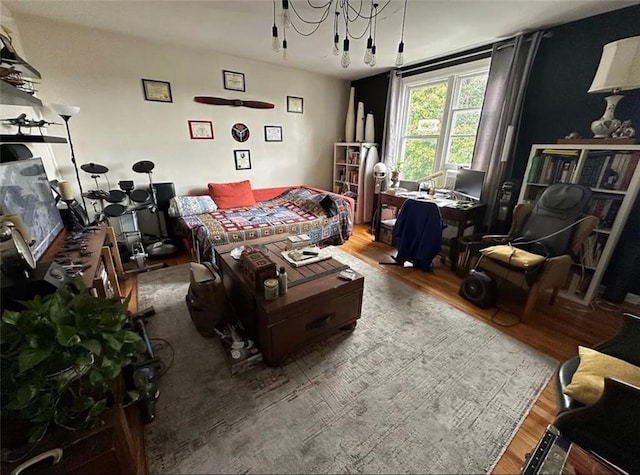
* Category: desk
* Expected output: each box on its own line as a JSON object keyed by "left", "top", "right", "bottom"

{"left": 374, "top": 192, "right": 486, "bottom": 271}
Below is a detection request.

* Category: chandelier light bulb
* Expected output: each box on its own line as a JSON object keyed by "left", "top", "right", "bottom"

{"left": 333, "top": 34, "right": 340, "bottom": 56}
{"left": 283, "top": 9, "right": 291, "bottom": 28}
{"left": 282, "top": 40, "right": 288, "bottom": 59}
{"left": 369, "top": 45, "right": 377, "bottom": 67}
{"left": 341, "top": 38, "right": 350, "bottom": 68}
{"left": 395, "top": 41, "right": 404, "bottom": 67}
{"left": 272, "top": 25, "right": 281, "bottom": 52}
{"left": 364, "top": 37, "right": 373, "bottom": 65}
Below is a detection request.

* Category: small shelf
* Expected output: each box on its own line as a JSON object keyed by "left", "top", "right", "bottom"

{"left": 591, "top": 188, "right": 627, "bottom": 195}
{"left": 0, "top": 134, "right": 67, "bottom": 144}
{"left": 0, "top": 58, "right": 41, "bottom": 80}
{"left": 0, "top": 81, "right": 43, "bottom": 107}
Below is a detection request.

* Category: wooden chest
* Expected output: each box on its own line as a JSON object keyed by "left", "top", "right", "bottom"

{"left": 239, "top": 249, "right": 276, "bottom": 292}
{"left": 215, "top": 235, "right": 364, "bottom": 366}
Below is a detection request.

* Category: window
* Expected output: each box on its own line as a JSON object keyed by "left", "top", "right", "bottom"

{"left": 398, "top": 60, "right": 489, "bottom": 181}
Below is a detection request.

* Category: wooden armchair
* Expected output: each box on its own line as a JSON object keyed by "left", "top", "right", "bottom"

{"left": 477, "top": 203, "right": 599, "bottom": 320}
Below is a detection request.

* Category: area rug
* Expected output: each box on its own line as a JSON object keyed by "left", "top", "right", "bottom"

{"left": 138, "top": 248, "right": 556, "bottom": 474}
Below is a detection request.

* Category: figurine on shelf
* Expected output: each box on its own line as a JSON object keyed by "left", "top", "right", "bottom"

{"left": 611, "top": 120, "right": 636, "bottom": 139}
{"left": 564, "top": 131, "right": 581, "bottom": 139}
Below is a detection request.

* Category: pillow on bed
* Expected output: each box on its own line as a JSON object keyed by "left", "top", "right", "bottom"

{"left": 208, "top": 180, "right": 256, "bottom": 209}
{"left": 168, "top": 195, "right": 217, "bottom": 217}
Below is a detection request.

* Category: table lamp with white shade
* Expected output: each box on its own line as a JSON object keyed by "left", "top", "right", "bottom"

{"left": 588, "top": 35, "right": 640, "bottom": 138}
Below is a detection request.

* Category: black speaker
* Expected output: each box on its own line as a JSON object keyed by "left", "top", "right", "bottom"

{"left": 1, "top": 262, "right": 74, "bottom": 312}
{"left": 459, "top": 269, "right": 497, "bottom": 308}
{"left": 59, "top": 200, "right": 89, "bottom": 231}
{"left": 152, "top": 182, "right": 175, "bottom": 212}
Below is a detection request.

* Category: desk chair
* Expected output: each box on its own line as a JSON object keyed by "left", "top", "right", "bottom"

{"left": 380, "top": 199, "right": 442, "bottom": 271}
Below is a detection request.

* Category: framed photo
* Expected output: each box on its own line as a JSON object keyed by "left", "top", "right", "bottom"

{"left": 287, "top": 96, "right": 303, "bottom": 113}
{"left": 223, "top": 70, "right": 245, "bottom": 92}
{"left": 188, "top": 120, "right": 214, "bottom": 140}
{"left": 142, "top": 79, "right": 172, "bottom": 102}
{"left": 264, "top": 125, "right": 282, "bottom": 142}
{"left": 234, "top": 150, "right": 251, "bottom": 170}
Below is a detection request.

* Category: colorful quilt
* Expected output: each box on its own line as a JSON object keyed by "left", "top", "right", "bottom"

{"left": 174, "top": 187, "right": 353, "bottom": 261}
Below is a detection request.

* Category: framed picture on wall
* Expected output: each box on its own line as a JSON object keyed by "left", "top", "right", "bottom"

{"left": 188, "top": 120, "right": 214, "bottom": 139}
{"left": 142, "top": 79, "right": 173, "bottom": 102}
{"left": 264, "top": 125, "right": 282, "bottom": 142}
{"left": 234, "top": 150, "right": 252, "bottom": 170}
{"left": 287, "top": 96, "right": 303, "bottom": 113}
{"left": 223, "top": 70, "right": 246, "bottom": 92}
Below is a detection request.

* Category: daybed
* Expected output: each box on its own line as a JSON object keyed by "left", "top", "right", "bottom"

{"left": 169, "top": 181, "right": 354, "bottom": 262}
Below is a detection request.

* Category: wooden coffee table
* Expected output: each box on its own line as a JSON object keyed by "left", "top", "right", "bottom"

{"left": 214, "top": 235, "right": 364, "bottom": 366}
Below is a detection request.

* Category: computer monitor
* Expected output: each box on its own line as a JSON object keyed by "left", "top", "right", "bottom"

{"left": 454, "top": 169, "right": 485, "bottom": 202}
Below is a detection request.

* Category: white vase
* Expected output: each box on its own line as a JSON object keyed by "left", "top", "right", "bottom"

{"left": 365, "top": 113, "right": 375, "bottom": 143}
{"left": 345, "top": 87, "right": 355, "bottom": 142}
{"left": 355, "top": 102, "right": 365, "bottom": 142}
{"left": 591, "top": 94, "right": 623, "bottom": 138}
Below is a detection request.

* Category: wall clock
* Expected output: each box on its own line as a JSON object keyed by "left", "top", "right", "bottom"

{"left": 231, "top": 123, "right": 250, "bottom": 142}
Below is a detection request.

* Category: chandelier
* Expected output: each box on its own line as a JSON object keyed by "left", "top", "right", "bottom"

{"left": 271, "top": 0, "right": 408, "bottom": 68}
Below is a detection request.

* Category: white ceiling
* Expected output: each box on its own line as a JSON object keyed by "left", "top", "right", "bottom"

{"left": 5, "top": 0, "right": 638, "bottom": 80}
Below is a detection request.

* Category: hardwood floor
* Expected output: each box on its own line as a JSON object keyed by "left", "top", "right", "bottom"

{"left": 121, "top": 225, "right": 637, "bottom": 474}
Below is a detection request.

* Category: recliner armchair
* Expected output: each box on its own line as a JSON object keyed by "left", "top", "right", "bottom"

{"left": 553, "top": 313, "right": 640, "bottom": 472}
{"left": 477, "top": 184, "right": 599, "bottom": 321}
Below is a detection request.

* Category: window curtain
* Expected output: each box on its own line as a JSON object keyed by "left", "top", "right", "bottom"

{"left": 381, "top": 70, "right": 402, "bottom": 167}
{"left": 472, "top": 32, "right": 543, "bottom": 229}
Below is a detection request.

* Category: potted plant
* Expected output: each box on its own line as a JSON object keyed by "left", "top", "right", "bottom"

{"left": 390, "top": 160, "right": 404, "bottom": 188}
{"left": 0, "top": 284, "right": 146, "bottom": 451}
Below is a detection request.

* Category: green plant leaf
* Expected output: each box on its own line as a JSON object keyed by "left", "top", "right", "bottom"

{"left": 17, "top": 383, "right": 38, "bottom": 406}
{"left": 100, "top": 357, "right": 122, "bottom": 380}
{"left": 79, "top": 339, "right": 102, "bottom": 355}
{"left": 102, "top": 333, "right": 123, "bottom": 352}
{"left": 75, "top": 355, "right": 93, "bottom": 369}
{"left": 18, "top": 347, "right": 52, "bottom": 373}
{"left": 56, "top": 325, "right": 80, "bottom": 347}
{"left": 27, "top": 422, "right": 49, "bottom": 444}
{"left": 122, "top": 330, "right": 142, "bottom": 344}
{"left": 1, "top": 310, "right": 21, "bottom": 326}
{"left": 87, "top": 398, "right": 107, "bottom": 418}
{"left": 126, "top": 390, "right": 140, "bottom": 402}
{"left": 89, "top": 368, "right": 105, "bottom": 386}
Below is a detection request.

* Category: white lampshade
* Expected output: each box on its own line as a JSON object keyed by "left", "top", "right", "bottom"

{"left": 588, "top": 35, "right": 640, "bottom": 93}
{"left": 49, "top": 103, "right": 80, "bottom": 118}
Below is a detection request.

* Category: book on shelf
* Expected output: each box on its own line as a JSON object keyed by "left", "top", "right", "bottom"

{"left": 580, "top": 233, "right": 608, "bottom": 268}
{"left": 578, "top": 150, "right": 639, "bottom": 190}
{"left": 528, "top": 149, "right": 578, "bottom": 184}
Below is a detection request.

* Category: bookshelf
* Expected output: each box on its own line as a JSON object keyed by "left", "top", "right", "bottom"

{"left": 333, "top": 142, "right": 377, "bottom": 224}
{"left": 520, "top": 144, "right": 640, "bottom": 305}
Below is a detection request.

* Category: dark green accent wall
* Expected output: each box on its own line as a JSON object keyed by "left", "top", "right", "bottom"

{"left": 351, "top": 72, "right": 390, "bottom": 146}
{"left": 513, "top": 5, "right": 640, "bottom": 179}
{"left": 514, "top": 5, "right": 640, "bottom": 296}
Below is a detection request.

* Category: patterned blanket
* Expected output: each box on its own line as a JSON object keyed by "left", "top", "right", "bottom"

{"left": 174, "top": 187, "right": 353, "bottom": 261}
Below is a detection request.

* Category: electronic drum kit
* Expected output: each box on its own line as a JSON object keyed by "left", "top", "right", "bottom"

{"left": 80, "top": 160, "right": 177, "bottom": 271}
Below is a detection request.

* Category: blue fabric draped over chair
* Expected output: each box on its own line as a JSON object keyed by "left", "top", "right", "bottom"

{"left": 391, "top": 199, "right": 442, "bottom": 271}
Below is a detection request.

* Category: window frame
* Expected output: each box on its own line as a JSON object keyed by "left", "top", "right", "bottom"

{"left": 397, "top": 59, "right": 491, "bottom": 178}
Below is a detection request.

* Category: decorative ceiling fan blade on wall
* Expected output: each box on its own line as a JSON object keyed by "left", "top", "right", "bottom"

{"left": 193, "top": 96, "right": 275, "bottom": 109}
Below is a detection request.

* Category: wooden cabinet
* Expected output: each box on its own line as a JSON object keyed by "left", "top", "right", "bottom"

{"left": 333, "top": 142, "right": 377, "bottom": 224}
{"left": 520, "top": 144, "right": 640, "bottom": 305}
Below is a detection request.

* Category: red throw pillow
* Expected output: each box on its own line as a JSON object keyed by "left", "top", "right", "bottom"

{"left": 208, "top": 180, "right": 256, "bottom": 209}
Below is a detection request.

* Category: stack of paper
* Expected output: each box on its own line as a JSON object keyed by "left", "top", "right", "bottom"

{"left": 281, "top": 247, "right": 332, "bottom": 267}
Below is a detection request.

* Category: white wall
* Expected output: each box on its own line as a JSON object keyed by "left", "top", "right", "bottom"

{"left": 0, "top": 3, "right": 60, "bottom": 181}
{"left": 12, "top": 13, "right": 348, "bottom": 197}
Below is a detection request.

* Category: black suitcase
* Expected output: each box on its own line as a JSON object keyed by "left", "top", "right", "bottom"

{"left": 185, "top": 262, "right": 232, "bottom": 337}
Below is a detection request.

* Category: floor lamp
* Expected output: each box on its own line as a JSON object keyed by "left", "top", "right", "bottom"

{"left": 49, "top": 103, "right": 88, "bottom": 215}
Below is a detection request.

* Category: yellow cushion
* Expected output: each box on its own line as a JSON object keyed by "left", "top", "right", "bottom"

{"left": 563, "top": 346, "right": 640, "bottom": 405}
{"left": 479, "top": 245, "right": 546, "bottom": 269}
